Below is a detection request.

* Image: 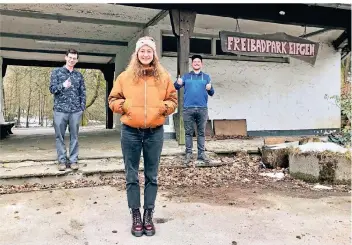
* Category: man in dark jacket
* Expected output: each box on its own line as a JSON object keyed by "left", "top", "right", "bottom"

{"left": 49, "top": 49, "right": 86, "bottom": 171}
{"left": 174, "top": 55, "right": 215, "bottom": 165}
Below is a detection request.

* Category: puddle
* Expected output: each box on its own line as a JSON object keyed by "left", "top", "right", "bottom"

{"left": 154, "top": 217, "right": 173, "bottom": 224}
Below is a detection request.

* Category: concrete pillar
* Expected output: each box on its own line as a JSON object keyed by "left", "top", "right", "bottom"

{"left": 102, "top": 64, "right": 115, "bottom": 129}
{"left": 114, "top": 48, "right": 129, "bottom": 131}
{"left": 147, "top": 25, "right": 176, "bottom": 138}
{"left": 0, "top": 57, "right": 4, "bottom": 123}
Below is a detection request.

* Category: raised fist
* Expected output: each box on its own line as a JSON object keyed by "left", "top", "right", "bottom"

{"left": 63, "top": 78, "right": 72, "bottom": 88}
{"left": 177, "top": 75, "right": 183, "bottom": 85}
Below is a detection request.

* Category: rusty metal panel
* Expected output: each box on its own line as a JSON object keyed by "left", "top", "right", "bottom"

{"left": 213, "top": 119, "right": 247, "bottom": 136}
{"left": 264, "top": 136, "right": 302, "bottom": 145}
{"left": 205, "top": 120, "right": 214, "bottom": 137}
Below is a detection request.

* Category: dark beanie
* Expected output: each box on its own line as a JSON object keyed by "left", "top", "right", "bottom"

{"left": 191, "top": 54, "right": 203, "bottom": 61}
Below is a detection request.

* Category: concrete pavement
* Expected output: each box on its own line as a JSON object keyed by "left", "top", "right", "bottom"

{"left": 0, "top": 186, "right": 350, "bottom": 245}
{"left": 0, "top": 128, "right": 263, "bottom": 163}
{"left": 0, "top": 128, "right": 263, "bottom": 185}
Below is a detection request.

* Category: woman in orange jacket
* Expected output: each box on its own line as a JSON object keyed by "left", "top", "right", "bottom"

{"left": 108, "top": 36, "right": 177, "bottom": 237}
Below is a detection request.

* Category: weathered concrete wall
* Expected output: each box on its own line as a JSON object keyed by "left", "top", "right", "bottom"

{"left": 334, "top": 156, "right": 352, "bottom": 182}
{"left": 147, "top": 18, "right": 342, "bottom": 134}
{"left": 191, "top": 43, "right": 340, "bottom": 131}
{"left": 289, "top": 154, "right": 321, "bottom": 182}
{"left": 289, "top": 153, "right": 351, "bottom": 184}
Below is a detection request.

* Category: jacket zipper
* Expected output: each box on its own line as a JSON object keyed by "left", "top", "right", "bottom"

{"left": 144, "top": 80, "right": 147, "bottom": 128}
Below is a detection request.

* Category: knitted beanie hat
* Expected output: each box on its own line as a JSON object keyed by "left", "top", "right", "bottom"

{"left": 135, "top": 36, "right": 156, "bottom": 54}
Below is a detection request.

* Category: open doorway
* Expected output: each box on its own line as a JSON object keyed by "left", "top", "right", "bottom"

{"left": 3, "top": 65, "right": 107, "bottom": 135}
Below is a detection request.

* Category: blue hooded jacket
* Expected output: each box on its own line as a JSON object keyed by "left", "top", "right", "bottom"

{"left": 174, "top": 71, "right": 215, "bottom": 108}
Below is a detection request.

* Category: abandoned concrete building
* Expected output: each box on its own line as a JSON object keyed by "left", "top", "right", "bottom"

{"left": 0, "top": 4, "right": 350, "bottom": 143}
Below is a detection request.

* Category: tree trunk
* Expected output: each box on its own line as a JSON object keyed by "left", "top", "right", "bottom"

{"left": 26, "top": 87, "right": 32, "bottom": 128}
{"left": 26, "top": 73, "right": 33, "bottom": 128}
{"left": 16, "top": 72, "right": 21, "bottom": 126}
{"left": 86, "top": 71, "right": 102, "bottom": 109}
{"left": 81, "top": 71, "right": 103, "bottom": 127}
{"left": 41, "top": 95, "right": 45, "bottom": 126}
{"left": 38, "top": 93, "right": 41, "bottom": 126}
{"left": 6, "top": 80, "right": 12, "bottom": 121}
{"left": 17, "top": 106, "right": 21, "bottom": 126}
{"left": 344, "top": 56, "right": 350, "bottom": 83}
{"left": 2, "top": 83, "right": 6, "bottom": 119}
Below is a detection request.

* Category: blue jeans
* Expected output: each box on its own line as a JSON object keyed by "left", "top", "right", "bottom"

{"left": 121, "top": 124, "right": 164, "bottom": 209}
{"left": 53, "top": 111, "right": 83, "bottom": 164}
{"left": 183, "top": 107, "right": 208, "bottom": 155}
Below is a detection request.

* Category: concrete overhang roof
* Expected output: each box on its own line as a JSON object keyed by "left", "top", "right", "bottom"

{"left": 0, "top": 3, "right": 350, "bottom": 65}
{"left": 0, "top": 4, "right": 164, "bottom": 64}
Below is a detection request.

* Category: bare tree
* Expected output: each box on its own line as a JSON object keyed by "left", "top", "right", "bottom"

{"left": 86, "top": 70, "right": 103, "bottom": 108}
{"left": 3, "top": 66, "right": 106, "bottom": 128}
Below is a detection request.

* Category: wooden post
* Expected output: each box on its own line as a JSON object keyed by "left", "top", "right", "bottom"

{"left": 102, "top": 64, "right": 115, "bottom": 129}
{"left": 169, "top": 9, "right": 196, "bottom": 145}
{"left": 0, "top": 57, "right": 3, "bottom": 119}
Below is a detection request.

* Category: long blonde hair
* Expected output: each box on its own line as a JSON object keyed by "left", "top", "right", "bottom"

{"left": 125, "top": 39, "right": 168, "bottom": 84}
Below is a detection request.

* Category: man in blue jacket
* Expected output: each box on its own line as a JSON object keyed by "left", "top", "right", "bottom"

{"left": 174, "top": 55, "right": 215, "bottom": 165}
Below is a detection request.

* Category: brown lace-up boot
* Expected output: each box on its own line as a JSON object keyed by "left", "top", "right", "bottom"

{"left": 143, "top": 209, "right": 155, "bottom": 236}
{"left": 130, "top": 208, "right": 143, "bottom": 237}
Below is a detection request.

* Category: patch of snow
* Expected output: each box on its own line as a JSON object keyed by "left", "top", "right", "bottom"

{"left": 312, "top": 184, "right": 333, "bottom": 190}
{"left": 267, "top": 141, "right": 300, "bottom": 149}
{"left": 297, "top": 142, "right": 348, "bottom": 153}
{"left": 259, "top": 172, "right": 285, "bottom": 180}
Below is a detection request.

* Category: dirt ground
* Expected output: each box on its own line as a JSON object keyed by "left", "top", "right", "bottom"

{"left": 164, "top": 182, "right": 350, "bottom": 209}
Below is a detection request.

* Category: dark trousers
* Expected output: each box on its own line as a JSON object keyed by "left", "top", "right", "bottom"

{"left": 183, "top": 107, "right": 208, "bottom": 155}
{"left": 121, "top": 124, "right": 164, "bottom": 209}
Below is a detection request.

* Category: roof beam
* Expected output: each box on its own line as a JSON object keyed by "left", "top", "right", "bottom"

{"left": 299, "top": 28, "right": 332, "bottom": 38}
{"left": 108, "top": 57, "right": 115, "bottom": 64}
{"left": 144, "top": 9, "right": 168, "bottom": 27}
{"left": 0, "top": 47, "right": 116, "bottom": 57}
{"left": 121, "top": 4, "right": 351, "bottom": 30}
{"left": 0, "top": 9, "right": 146, "bottom": 28}
{"left": 122, "top": 10, "right": 168, "bottom": 48}
{"left": 3, "top": 58, "right": 110, "bottom": 68}
{"left": 333, "top": 30, "right": 349, "bottom": 50}
{"left": 309, "top": 4, "right": 351, "bottom": 10}
{"left": 0, "top": 32, "right": 128, "bottom": 46}
{"left": 341, "top": 51, "right": 351, "bottom": 61}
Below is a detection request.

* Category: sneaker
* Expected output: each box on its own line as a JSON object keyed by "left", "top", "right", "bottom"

{"left": 70, "top": 163, "right": 79, "bottom": 170}
{"left": 58, "top": 163, "right": 66, "bottom": 171}
{"left": 184, "top": 153, "right": 192, "bottom": 166}
{"left": 197, "top": 152, "right": 210, "bottom": 164}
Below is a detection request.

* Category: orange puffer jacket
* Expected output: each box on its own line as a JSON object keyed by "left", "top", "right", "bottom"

{"left": 108, "top": 68, "right": 178, "bottom": 129}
